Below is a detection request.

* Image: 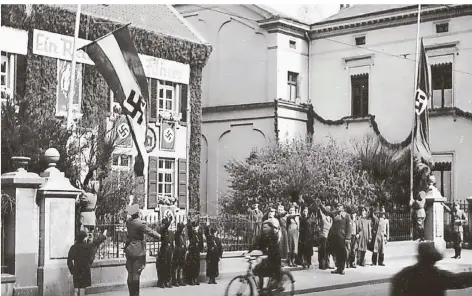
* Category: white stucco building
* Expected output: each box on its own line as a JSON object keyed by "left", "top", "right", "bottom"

{"left": 175, "top": 4, "right": 472, "bottom": 214}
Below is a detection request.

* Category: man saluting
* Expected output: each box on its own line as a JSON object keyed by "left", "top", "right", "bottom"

{"left": 124, "top": 202, "right": 161, "bottom": 296}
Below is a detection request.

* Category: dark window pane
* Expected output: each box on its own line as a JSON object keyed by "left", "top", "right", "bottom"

{"left": 436, "top": 23, "right": 449, "bottom": 33}
{"left": 355, "top": 36, "right": 366, "bottom": 45}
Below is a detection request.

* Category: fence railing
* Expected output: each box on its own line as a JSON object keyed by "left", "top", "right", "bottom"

{"left": 90, "top": 211, "right": 416, "bottom": 260}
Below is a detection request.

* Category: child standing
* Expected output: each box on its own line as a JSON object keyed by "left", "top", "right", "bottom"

{"left": 67, "top": 229, "right": 107, "bottom": 296}
{"left": 204, "top": 219, "right": 223, "bottom": 284}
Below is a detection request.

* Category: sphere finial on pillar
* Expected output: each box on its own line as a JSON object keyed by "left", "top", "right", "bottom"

{"left": 44, "top": 148, "right": 60, "bottom": 168}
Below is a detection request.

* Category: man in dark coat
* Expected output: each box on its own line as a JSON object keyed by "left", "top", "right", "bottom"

{"left": 171, "top": 222, "right": 187, "bottom": 287}
{"left": 327, "top": 202, "right": 353, "bottom": 275}
{"left": 124, "top": 204, "right": 161, "bottom": 296}
{"left": 390, "top": 242, "right": 472, "bottom": 296}
{"left": 67, "top": 229, "right": 107, "bottom": 296}
{"left": 186, "top": 221, "right": 201, "bottom": 285}
{"left": 298, "top": 206, "right": 314, "bottom": 269}
{"left": 156, "top": 214, "right": 173, "bottom": 288}
{"left": 204, "top": 220, "right": 223, "bottom": 284}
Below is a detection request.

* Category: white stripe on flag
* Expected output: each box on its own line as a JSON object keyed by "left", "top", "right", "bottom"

{"left": 97, "top": 34, "right": 148, "bottom": 175}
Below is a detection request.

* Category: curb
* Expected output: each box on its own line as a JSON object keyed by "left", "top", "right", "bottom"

{"left": 290, "top": 264, "right": 472, "bottom": 295}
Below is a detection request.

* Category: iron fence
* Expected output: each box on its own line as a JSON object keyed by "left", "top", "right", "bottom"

{"left": 388, "top": 210, "right": 412, "bottom": 242}
{"left": 89, "top": 214, "right": 253, "bottom": 260}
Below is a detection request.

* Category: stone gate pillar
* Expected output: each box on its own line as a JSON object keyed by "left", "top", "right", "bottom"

{"left": 1, "top": 156, "right": 43, "bottom": 296}
{"left": 36, "top": 148, "right": 81, "bottom": 296}
{"left": 467, "top": 196, "right": 472, "bottom": 248}
{"left": 424, "top": 190, "right": 447, "bottom": 253}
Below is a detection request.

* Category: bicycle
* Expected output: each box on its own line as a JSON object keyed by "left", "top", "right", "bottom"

{"left": 224, "top": 255, "right": 295, "bottom": 296}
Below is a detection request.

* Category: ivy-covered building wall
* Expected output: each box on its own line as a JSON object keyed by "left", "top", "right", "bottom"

{"left": 1, "top": 4, "right": 212, "bottom": 211}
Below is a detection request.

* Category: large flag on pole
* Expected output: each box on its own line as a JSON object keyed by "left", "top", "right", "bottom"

{"left": 413, "top": 38, "right": 434, "bottom": 170}
{"left": 81, "top": 24, "right": 149, "bottom": 177}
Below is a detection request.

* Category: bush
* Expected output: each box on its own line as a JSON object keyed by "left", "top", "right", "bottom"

{"left": 221, "top": 137, "right": 380, "bottom": 214}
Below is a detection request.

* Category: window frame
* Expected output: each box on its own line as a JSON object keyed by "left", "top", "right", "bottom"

{"left": 289, "top": 40, "right": 297, "bottom": 49}
{"left": 1, "top": 51, "right": 16, "bottom": 102}
{"left": 157, "top": 158, "right": 176, "bottom": 199}
{"left": 287, "top": 71, "right": 299, "bottom": 102}
{"left": 111, "top": 153, "right": 132, "bottom": 171}
{"left": 432, "top": 162, "right": 452, "bottom": 201}
{"left": 350, "top": 73, "right": 369, "bottom": 118}
{"left": 355, "top": 36, "right": 366, "bottom": 46}
{"left": 435, "top": 22, "right": 449, "bottom": 34}
{"left": 429, "top": 63, "right": 453, "bottom": 109}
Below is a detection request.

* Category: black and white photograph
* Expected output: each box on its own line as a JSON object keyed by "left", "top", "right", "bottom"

{"left": 1, "top": 2, "right": 472, "bottom": 296}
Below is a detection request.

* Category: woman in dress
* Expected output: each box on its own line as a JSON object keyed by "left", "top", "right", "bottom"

{"left": 286, "top": 206, "right": 300, "bottom": 267}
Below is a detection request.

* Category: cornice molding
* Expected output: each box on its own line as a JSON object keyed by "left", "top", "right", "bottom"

{"left": 309, "top": 5, "right": 472, "bottom": 40}
{"left": 258, "top": 17, "right": 310, "bottom": 39}
{"left": 202, "top": 101, "right": 275, "bottom": 114}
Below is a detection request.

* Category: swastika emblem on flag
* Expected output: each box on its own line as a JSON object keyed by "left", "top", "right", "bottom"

{"left": 124, "top": 90, "right": 146, "bottom": 125}
{"left": 415, "top": 89, "right": 428, "bottom": 116}
{"left": 163, "top": 128, "right": 175, "bottom": 144}
{"left": 117, "top": 122, "right": 130, "bottom": 139}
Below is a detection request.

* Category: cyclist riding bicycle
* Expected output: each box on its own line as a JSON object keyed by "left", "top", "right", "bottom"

{"left": 245, "top": 219, "right": 283, "bottom": 291}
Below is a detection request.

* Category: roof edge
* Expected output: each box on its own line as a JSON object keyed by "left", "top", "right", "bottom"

{"left": 166, "top": 4, "right": 209, "bottom": 45}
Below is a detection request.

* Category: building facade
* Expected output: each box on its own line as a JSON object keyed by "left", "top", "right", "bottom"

{"left": 175, "top": 4, "right": 472, "bottom": 213}
{"left": 1, "top": 4, "right": 211, "bottom": 217}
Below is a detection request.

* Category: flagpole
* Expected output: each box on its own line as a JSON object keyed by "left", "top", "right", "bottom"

{"left": 66, "top": 4, "right": 82, "bottom": 130}
{"left": 410, "top": 4, "right": 421, "bottom": 239}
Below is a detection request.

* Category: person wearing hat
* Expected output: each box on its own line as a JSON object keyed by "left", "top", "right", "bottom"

{"left": 276, "top": 203, "right": 289, "bottom": 265}
{"left": 67, "top": 229, "right": 107, "bottom": 296}
{"left": 245, "top": 219, "right": 283, "bottom": 291}
{"left": 372, "top": 206, "right": 389, "bottom": 266}
{"left": 204, "top": 218, "right": 223, "bottom": 284}
{"left": 316, "top": 202, "right": 333, "bottom": 270}
{"left": 124, "top": 204, "right": 161, "bottom": 296}
{"left": 156, "top": 213, "right": 173, "bottom": 288}
{"left": 390, "top": 242, "right": 472, "bottom": 296}
{"left": 325, "top": 202, "right": 353, "bottom": 275}
{"left": 442, "top": 202, "right": 468, "bottom": 259}
{"left": 356, "top": 207, "right": 372, "bottom": 267}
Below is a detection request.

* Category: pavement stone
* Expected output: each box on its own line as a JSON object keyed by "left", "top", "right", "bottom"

{"left": 91, "top": 249, "right": 472, "bottom": 296}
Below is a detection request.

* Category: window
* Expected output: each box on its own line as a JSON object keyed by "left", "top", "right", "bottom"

{"left": 289, "top": 40, "right": 296, "bottom": 49}
{"left": 430, "top": 63, "right": 452, "bottom": 109}
{"left": 287, "top": 72, "right": 299, "bottom": 102}
{"left": 1, "top": 52, "right": 14, "bottom": 101}
{"left": 351, "top": 74, "right": 369, "bottom": 117}
{"left": 148, "top": 78, "right": 179, "bottom": 122}
{"left": 436, "top": 23, "right": 449, "bottom": 34}
{"left": 158, "top": 158, "right": 175, "bottom": 198}
{"left": 355, "top": 36, "right": 366, "bottom": 46}
{"left": 432, "top": 162, "right": 452, "bottom": 201}
{"left": 112, "top": 154, "right": 132, "bottom": 169}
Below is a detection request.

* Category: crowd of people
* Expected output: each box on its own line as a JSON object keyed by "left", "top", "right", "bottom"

{"left": 248, "top": 199, "right": 390, "bottom": 277}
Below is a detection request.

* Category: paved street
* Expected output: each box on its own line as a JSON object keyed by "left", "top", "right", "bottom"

{"left": 94, "top": 249, "right": 472, "bottom": 296}
{"left": 308, "top": 283, "right": 472, "bottom": 296}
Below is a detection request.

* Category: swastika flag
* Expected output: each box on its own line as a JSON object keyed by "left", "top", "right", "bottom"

{"left": 413, "top": 38, "right": 433, "bottom": 170}
{"left": 82, "top": 25, "right": 149, "bottom": 177}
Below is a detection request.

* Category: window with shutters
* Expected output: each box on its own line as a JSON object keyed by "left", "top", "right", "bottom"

{"left": 432, "top": 162, "right": 452, "bottom": 201}
{"left": 430, "top": 63, "right": 453, "bottom": 109}
{"left": 158, "top": 158, "right": 175, "bottom": 198}
{"left": 351, "top": 74, "right": 369, "bottom": 117}
{"left": 287, "top": 71, "right": 299, "bottom": 102}
{"left": 147, "top": 78, "right": 187, "bottom": 123}
{"left": 1, "top": 52, "right": 16, "bottom": 102}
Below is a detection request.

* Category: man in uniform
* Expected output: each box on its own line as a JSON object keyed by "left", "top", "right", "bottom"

{"left": 328, "top": 202, "right": 353, "bottom": 275}
{"left": 124, "top": 204, "right": 161, "bottom": 296}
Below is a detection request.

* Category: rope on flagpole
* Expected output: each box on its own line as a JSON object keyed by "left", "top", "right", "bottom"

{"left": 66, "top": 4, "right": 82, "bottom": 130}
{"left": 410, "top": 3, "right": 421, "bottom": 239}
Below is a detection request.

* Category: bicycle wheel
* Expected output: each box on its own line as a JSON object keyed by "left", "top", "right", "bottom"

{"left": 225, "top": 275, "right": 254, "bottom": 296}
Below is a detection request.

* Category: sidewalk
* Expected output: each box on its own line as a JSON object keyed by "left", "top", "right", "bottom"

{"left": 93, "top": 249, "right": 472, "bottom": 296}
